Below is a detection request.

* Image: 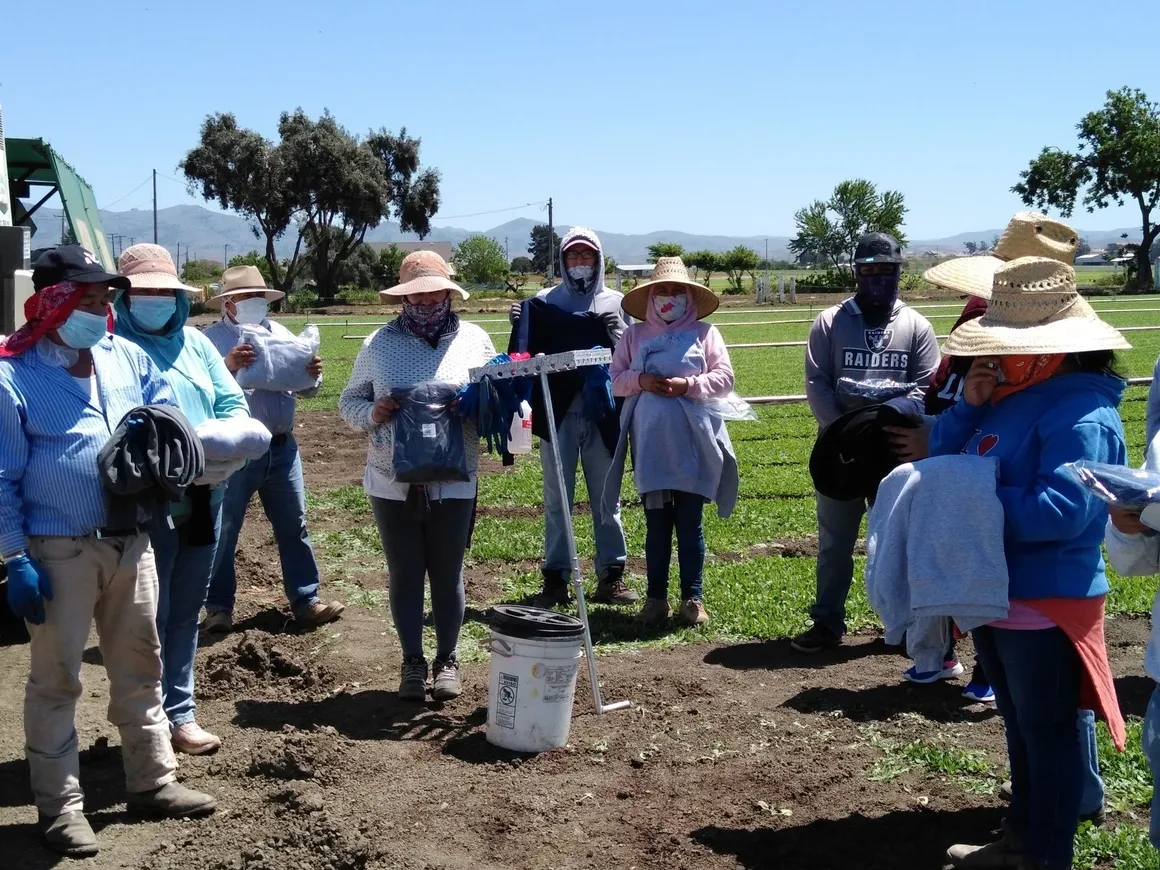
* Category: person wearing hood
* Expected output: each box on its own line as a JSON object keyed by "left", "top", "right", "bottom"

{"left": 930, "top": 257, "right": 1129, "bottom": 870}
{"left": 113, "top": 244, "right": 251, "bottom": 756}
{"left": 509, "top": 227, "right": 636, "bottom": 609}
{"left": 792, "top": 232, "right": 940, "bottom": 654}
{"left": 608, "top": 258, "right": 736, "bottom": 628}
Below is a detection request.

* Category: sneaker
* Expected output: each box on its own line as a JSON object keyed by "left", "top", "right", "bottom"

{"left": 431, "top": 657, "right": 462, "bottom": 701}
{"left": 904, "top": 659, "right": 965, "bottom": 685}
{"left": 171, "top": 722, "right": 222, "bottom": 756}
{"left": 398, "top": 657, "right": 428, "bottom": 702}
{"left": 200, "top": 609, "right": 233, "bottom": 634}
{"left": 790, "top": 624, "right": 841, "bottom": 654}
{"left": 39, "top": 811, "right": 99, "bottom": 857}
{"left": 945, "top": 835, "right": 1026, "bottom": 868}
{"left": 294, "top": 599, "right": 345, "bottom": 628}
{"left": 533, "top": 570, "right": 570, "bottom": 610}
{"left": 677, "top": 599, "right": 709, "bottom": 627}
{"left": 635, "top": 598, "right": 672, "bottom": 628}
{"left": 590, "top": 567, "right": 639, "bottom": 605}
{"left": 963, "top": 680, "right": 997, "bottom": 703}
{"left": 127, "top": 782, "right": 217, "bottom": 818}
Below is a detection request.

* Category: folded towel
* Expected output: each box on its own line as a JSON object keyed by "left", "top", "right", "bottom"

{"left": 196, "top": 416, "right": 272, "bottom": 462}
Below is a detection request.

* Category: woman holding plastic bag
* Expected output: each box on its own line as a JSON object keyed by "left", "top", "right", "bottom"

{"left": 926, "top": 257, "right": 1130, "bottom": 870}
{"left": 606, "top": 258, "right": 744, "bottom": 630}
{"left": 339, "top": 252, "right": 495, "bottom": 703}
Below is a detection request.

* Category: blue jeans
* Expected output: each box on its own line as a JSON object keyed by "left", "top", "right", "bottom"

{"left": 541, "top": 406, "right": 627, "bottom": 579}
{"left": 1078, "top": 708, "right": 1105, "bottom": 817}
{"left": 1143, "top": 686, "right": 1160, "bottom": 848}
{"left": 206, "top": 435, "right": 321, "bottom": 614}
{"left": 810, "top": 493, "right": 868, "bottom": 636}
{"left": 149, "top": 502, "right": 222, "bottom": 727}
{"left": 644, "top": 491, "right": 706, "bottom": 601}
{"left": 973, "top": 625, "right": 1084, "bottom": 869}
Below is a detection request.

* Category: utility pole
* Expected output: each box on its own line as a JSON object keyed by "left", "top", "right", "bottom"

{"left": 152, "top": 169, "right": 158, "bottom": 244}
{"left": 505, "top": 236, "right": 509, "bottom": 262}
{"left": 224, "top": 244, "right": 230, "bottom": 268}
{"left": 546, "top": 197, "right": 554, "bottom": 284}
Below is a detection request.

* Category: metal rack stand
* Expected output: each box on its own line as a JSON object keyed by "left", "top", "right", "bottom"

{"left": 470, "top": 350, "right": 632, "bottom": 715}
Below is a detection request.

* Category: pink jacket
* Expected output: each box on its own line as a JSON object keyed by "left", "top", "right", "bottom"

{"left": 609, "top": 291, "right": 734, "bottom": 399}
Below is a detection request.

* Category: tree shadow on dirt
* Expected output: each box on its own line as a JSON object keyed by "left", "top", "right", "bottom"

{"left": 781, "top": 681, "right": 999, "bottom": 725}
{"left": 1115, "top": 674, "right": 1155, "bottom": 718}
{"left": 693, "top": 806, "right": 1003, "bottom": 870}
{"left": 704, "top": 637, "right": 899, "bottom": 671}
{"left": 233, "top": 692, "right": 487, "bottom": 743}
{"left": 0, "top": 739, "right": 127, "bottom": 813}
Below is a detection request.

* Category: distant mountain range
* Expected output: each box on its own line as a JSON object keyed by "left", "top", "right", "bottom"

{"left": 24, "top": 204, "right": 1145, "bottom": 266}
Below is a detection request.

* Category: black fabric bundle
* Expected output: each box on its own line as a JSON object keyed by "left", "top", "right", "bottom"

{"left": 390, "top": 381, "right": 470, "bottom": 484}
{"left": 809, "top": 404, "right": 919, "bottom": 502}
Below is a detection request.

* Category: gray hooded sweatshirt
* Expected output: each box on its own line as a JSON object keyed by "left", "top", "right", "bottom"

{"left": 536, "top": 226, "right": 629, "bottom": 339}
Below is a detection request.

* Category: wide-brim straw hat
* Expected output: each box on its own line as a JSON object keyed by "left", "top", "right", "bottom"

{"left": 380, "top": 250, "right": 468, "bottom": 301}
{"left": 118, "top": 243, "right": 201, "bottom": 295}
{"left": 621, "top": 257, "right": 719, "bottom": 321}
{"left": 923, "top": 212, "right": 1081, "bottom": 299}
{"left": 943, "top": 256, "right": 1131, "bottom": 357}
{"left": 206, "top": 265, "right": 286, "bottom": 310}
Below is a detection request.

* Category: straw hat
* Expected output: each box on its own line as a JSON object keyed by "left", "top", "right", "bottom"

{"left": 117, "top": 243, "right": 200, "bottom": 294}
{"left": 943, "top": 257, "right": 1130, "bottom": 357}
{"left": 206, "top": 265, "right": 286, "bottom": 310}
{"left": 923, "top": 212, "right": 1080, "bottom": 299}
{"left": 621, "top": 257, "right": 719, "bottom": 321}
{"left": 380, "top": 250, "right": 468, "bottom": 301}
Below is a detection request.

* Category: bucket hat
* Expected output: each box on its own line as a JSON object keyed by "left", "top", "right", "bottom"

{"left": 380, "top": 250, "right": 468, "bottom": 301}
{"left": 923, "top": 212, "right": 1080, "bottom": 299}
{"left": 621, "top": 257, "right": 719, "bottom": 321}
{"left": 118, "top": 243, "right": 200, "bottom": 294}
{"left": 943, "top": 257, "right": 1130, "bottom": 357}
{"left": 206, "top": 265, "right": 286, "bottom": 310}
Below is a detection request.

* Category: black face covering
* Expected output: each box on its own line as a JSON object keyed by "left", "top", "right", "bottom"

{"left": 855, "top": 268, "right": 901, "bottom": 327}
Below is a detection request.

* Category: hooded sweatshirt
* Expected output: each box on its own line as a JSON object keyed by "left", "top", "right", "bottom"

{"left": 535, "top": 227, "right": 629, "bottom": 332}
{"left": 929, "top": 372, "right": 1127, "bottom": 599}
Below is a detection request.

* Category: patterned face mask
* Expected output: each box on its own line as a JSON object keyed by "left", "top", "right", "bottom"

{"left": 653, "top": 293, "right": 687, "bottom": 322}
{"left": 402, "top": 297, "right": 452, "bottom": 342}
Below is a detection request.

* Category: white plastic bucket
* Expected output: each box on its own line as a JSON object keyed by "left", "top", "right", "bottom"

{"left": 506, "top": 400, "right": 533, "bottom": 454}
{"left": 485, "top": 606, "right": 585, "bottom": 752}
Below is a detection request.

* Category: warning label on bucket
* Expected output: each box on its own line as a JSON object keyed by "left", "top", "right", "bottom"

{"left": 543, "top": 663, "right": 577, "bottom": 703}
{"left": 496, "top": 673, "right": 519, "bottom": 728}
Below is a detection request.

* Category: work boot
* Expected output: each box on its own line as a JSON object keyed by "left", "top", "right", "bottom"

{"left": 1000, "top": 779, "right": 1107, "bottom": 828}
{"left": 677, "top": 598, "right": 709, "bottom": 627}
{"left": 534, "top": 570, "right": 570, "bottom": 610}
{"left": 945, "top": 835, "right": 1026, "bottom": 868}
{"left": 294, "top": 599, "right": 346, "bottom": 628}
{"left": 127, "top": 782, "right": 217, "bottom": 818}
{"left": 635, "top": 598, "right": 672, "bottom": 629}
{"left": 790, "top": 623, "right": 841, "bottom": 654}
{"left": 39, "top": 811, "right": 99, "bottom": 857}
{"left": 398, "top": 657, "right": 428, "bottom": 702}
{"left": 432, "top": 656, "right": 462, "bottom": 701}
{"left": 200, "top": 609, "right": 232, "bottom": 634}
{"left": 171, "top": 722, "right": 222, "bottom": 756}
{"left": 591, "top": 567, "right": 638, "bottom": 605}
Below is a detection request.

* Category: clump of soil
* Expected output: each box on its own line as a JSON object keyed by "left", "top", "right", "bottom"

{"left": 247, "top": 728, "right": 342, "bottom": 782}
{"left": 200, "top": 631, "right": 335, "bottom": 700}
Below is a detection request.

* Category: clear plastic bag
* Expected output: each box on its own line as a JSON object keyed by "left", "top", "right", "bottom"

{"left": 837, "top": 377, "right": 918, "bottom": 408}
{"left": 390, "top": 381, "right": 470, "bottom": 484}
{"left": 236, "top": 323, "right": 321, "bottom": 393}
{"left": 1062, "top": 460, "right": 1160, "bottom": 510}
{"left": 695, "top": 391, "right": 758, "bottom": 422}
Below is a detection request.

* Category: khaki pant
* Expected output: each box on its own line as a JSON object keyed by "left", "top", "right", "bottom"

{"left": 24, "top": 533, "right": 176, "bottom": 817}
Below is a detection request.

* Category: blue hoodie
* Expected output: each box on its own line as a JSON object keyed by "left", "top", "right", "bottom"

{"left": 929, "top": 372, "right": 1127, "bottom": 600}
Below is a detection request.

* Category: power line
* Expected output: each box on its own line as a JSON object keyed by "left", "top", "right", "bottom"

{"left": 435, "top": 200, "right": 549, "bottom": 221}
{"left": 101, "top": 176, "right": 153, "bottom": 209}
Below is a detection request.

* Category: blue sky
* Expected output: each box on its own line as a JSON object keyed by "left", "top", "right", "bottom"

{"left": 4, "top": 0, "right": 1157, "bottom": 239}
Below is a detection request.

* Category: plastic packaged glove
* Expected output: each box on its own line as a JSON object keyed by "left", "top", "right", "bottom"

{"left": 6, "top": 554, "right": 52, "bottom": 625}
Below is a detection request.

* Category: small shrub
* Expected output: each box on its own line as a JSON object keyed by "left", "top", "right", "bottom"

{"left": 285, "top": 289, "right": 319, "bottom": 313}
{"left": 336, "top": 286, "right": 380, "bottom": 305}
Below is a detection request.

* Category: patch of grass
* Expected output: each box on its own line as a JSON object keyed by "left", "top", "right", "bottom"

{"left": 865, "top": 729, "right": 997, "bottom": 793}
{"left": 1072, "top": 822, "right": 1156, "bottom": 870}
{"left": 330, "top": 580, "right": 386, "bottom": 610}
{"left": 1096, "top": 719, "right": 1154, "bottom": 814}
{"left": 305, "top": 485, "right": 371, "bottom": 515}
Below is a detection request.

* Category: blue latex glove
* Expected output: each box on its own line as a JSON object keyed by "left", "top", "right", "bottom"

{"left": 582, "top": 364, "right": 615, "bottom": 421}
{"left": 454, "top": 383, "right": 479, "bottom": 419}
{"left": 6, "top": 554, "right": 52, "bottom": 625}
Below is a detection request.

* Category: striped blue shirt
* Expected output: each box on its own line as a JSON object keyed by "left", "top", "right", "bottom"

{"left": 0, "top": 335, "right": 176, "bottom": 555}
{"left": 202, "top": 317, "right": 320, "bottom": 436}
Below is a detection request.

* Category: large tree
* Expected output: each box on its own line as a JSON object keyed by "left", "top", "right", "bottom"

{"left": 510, "top": 255, "right": 534, "bottom": 274}
{"left": 685, "top": 250, "right": 720, "bottom": 286}
{"left": 528, "top": 224, "right": 561, "bottom": 273}
{"left": 647, "top": 241, "right": 684, "bottom": 262}
{"left": 453, "top": 235, "right": 508, "bottom": 284}
{"left": 227, "top": 250, "right": 273, "bottom": 283}
{"left": 180, "top": 109, "right": 440, "bottom": 297}
{"left": 788, "top": 179, "right": 908, "bottom": 283}
{"left": 720, "top": 245, "right": 760, "bottom": 293}
{"left": 1014, "top": 87, "right": 1160, "bottom": 290}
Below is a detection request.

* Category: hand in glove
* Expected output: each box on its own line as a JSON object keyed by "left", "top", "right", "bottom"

{"left": 6, "top": 554, "right": 53, "bottom": 625}
{"left": 509, "top": 302, "right": 522, "bottom": 326}
{"left": 600, "top": 311, "right": 623, "bottom": 340}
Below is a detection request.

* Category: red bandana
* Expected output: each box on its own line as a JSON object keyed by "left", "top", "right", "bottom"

{"left": 0, "top": 281, "right": 92, "bottom": 358}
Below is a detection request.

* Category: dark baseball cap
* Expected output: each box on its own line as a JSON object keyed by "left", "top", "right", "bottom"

{"left": 809, "top": 404, "right": 918, "bottom": 501}
{"left": 854, "top": 232, "right": 904, "bottom": 265}
{"left": 32, "top": 244, "right": 130, "bottom": 291}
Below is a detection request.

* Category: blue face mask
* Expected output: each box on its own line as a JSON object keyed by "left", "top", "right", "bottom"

{"left": 57, "top": 310, "right": 108, "bottom": 349}
{"left": 129, "top": 295, "right": 177, "bottom": 333}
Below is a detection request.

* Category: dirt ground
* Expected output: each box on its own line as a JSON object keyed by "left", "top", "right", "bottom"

{"left": 0, "top": 413, "right": 1153, "bottom": 870}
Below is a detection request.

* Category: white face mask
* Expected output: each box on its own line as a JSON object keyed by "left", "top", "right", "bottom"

{"left": 233, "top": 298, "right": 268, "bottom": 325}
{"left": 567, "top": 265, "right": 595, "bottom": 283}
{"left": 653, "top": 293, "right": 688, "bottom": 322}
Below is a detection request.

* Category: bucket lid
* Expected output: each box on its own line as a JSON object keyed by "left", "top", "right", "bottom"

{"left": 490, "top": 605, "right": 585, "bottom": 640}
